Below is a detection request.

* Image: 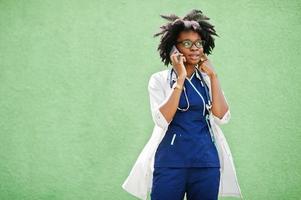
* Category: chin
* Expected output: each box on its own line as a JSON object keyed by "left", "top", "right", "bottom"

{"left": 187, "top": 60, "right": 199, "bottom": 66}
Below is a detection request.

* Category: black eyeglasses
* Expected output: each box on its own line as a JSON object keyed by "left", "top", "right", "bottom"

{"left": 176, "top": 39, "right": 205, "bottom": 49}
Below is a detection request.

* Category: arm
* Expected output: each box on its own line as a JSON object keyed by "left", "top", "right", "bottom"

{"left": 148, "top": 74, "right": 185, "bottom": 129}
{"left": 158, "top": 76, "right": 185, "bottom": 123}
{"left": 209, "top": 73, "right": 229, "bottom": 119}
{"left": 198, "top": 55, "right": 231, "bottom": 125}
{"left": 148, "top": 50, "right": 187, "bottom": 129}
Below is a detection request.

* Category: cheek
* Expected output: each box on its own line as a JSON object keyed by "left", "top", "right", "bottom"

{"left": 181, "top": 49, "right": 191, "bottom": 56}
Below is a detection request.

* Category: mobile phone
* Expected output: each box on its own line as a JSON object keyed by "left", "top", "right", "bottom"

{"left": 169, "top": 45, "right": 179, "bottom": 57}
{"left": 170, "top": 45, "right": 186, "bottom": 64}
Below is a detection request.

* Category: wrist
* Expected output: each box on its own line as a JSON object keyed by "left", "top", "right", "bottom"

{"left": 176, "top": 77, "right": 185, "bottom": 85}
{"left": 177, "top": 73, "right": 186, "bottom": 80}
{"left": 172, "top": 81, "right": 183, "bottom": 90}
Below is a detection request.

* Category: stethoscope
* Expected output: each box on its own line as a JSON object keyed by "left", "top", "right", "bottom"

{"left": 169, "top": 65, "right": 212, "bottom": 114}
{"left": 169, "top": 65, "right": 216, "bottom": 143}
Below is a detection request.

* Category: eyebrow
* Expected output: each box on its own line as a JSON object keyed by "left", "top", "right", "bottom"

{"left": 182, "top": 38, "right": 202, "bottom": 41}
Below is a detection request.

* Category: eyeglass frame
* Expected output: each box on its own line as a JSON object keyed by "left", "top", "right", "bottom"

{"left": 176, "top": 39, "right": 205, "bottom": 49}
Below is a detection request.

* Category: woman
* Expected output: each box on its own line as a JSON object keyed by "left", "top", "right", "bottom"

{"left": 122, "top": 9, "right": 243, "bottom": 200}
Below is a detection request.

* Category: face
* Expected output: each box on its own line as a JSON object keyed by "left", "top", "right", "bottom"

{"left": 176, "top": 30, "right": 204, "bottom": 65}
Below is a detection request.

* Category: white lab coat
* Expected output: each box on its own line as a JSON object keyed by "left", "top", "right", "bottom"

{"left": 122, "top": 68, "right": 243, "bottom": 200}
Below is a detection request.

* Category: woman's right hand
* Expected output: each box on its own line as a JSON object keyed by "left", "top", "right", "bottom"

{"left": 170, "top": 52, "right": 187, "bottom": 79}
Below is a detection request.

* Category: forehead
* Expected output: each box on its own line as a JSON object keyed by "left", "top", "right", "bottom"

{"left": 177, "top": 30, "right": 201, "bottom": 41}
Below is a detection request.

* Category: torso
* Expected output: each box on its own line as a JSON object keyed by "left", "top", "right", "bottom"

{"left": 154, "top": 70, "right": 220, "bottom": 168}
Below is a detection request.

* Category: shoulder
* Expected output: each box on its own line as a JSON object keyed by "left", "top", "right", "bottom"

{"left": 150, "top": 69, "right": 169, "bottom": 79}
{"left": 148, "top": 69, "right": 169, "bottom": 85}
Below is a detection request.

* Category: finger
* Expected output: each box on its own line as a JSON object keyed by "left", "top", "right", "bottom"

{"left": 170, "top": 55, "right": 175, "bottom": 65}
{"left": 180, "top": 55, "right": 186, "bottom": 63}
{"left": 173, "top": 54, "right": 179, "bottom": 63}
{"left": 171, "top": 54, "right": 178, "bottom": 64}
{"left": 198, "top": 59, "right": 206, "bottom": 66}
{"left": 200, "top": 54, "right": 208, "bottom": 62}
{"left": 174, "top": 52, "right": 183, "bottom": 57}
{"left": 200, "top": 65, "right": 206, "bottom": 72}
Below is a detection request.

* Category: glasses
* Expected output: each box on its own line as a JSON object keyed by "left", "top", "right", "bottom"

{"left": 176, "top": 39, "right": 205, "bottom": 49}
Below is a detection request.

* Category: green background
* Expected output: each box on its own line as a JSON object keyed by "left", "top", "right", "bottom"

{"left": 0, "top": 0, "right": 300, "bottom": 199}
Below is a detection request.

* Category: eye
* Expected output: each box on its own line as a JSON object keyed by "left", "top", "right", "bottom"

{"left": 182, "top": 40, "right": 192, "bottom": 47}
{"left": 196, "top": 40, "right": 204, "bottom": 47}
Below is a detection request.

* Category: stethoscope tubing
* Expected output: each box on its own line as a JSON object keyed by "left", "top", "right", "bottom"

{"left": 169, "top": 66, "right": 212, "bottom": 113}
{"left": 169, "top": 66, "right": 215, "bottom": 143}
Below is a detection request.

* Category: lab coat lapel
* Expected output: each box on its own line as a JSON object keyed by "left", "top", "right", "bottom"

{"left": 122, "top": 69, "right": 244, "bottom": 200}
{"left": 202, "top": 71, "right": 244, "bottom": 199}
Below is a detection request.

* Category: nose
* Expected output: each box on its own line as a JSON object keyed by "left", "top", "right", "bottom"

{"left": 190, "top": 45, "right": 203, "bottom": 53}
{"left": 191, "top": 43, "right": 202, "bottom": 51}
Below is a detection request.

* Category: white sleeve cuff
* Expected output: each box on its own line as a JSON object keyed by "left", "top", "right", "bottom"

{"left": 212, "top": 108, "right": 231, "bottom": 125}
{"left": 152, "top": 108, "right": 170, "bottom": 130}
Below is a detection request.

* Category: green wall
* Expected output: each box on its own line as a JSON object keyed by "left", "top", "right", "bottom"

{"left": 0, "top": 0, "right": 300, "bottom": 199}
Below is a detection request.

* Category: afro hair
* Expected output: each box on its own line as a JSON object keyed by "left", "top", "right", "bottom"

{"left": 153, "top": 9, "right": 219, "bottom": 66}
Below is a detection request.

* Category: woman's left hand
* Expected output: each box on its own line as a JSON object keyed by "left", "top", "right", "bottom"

{"left": 198, "top": 54, "right": 217, "bottom": 78}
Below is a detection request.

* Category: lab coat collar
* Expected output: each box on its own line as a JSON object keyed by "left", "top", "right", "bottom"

{"left": 167, "top": 65, "right": 208, "bottom": 82}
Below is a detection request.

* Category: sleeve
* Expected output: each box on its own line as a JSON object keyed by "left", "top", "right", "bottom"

{"left": 212, "top": 90, "right": 231, "bottom": 125}
{"left": 147, "top": 73, "right": 171, "bottom": 130}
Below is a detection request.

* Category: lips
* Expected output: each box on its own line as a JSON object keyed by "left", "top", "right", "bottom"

{"left": 188, "top": 54, "right": 200, "bottom": 60}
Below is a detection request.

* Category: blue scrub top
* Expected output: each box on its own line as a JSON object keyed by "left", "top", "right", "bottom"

{"left": 154, "top": 70, "right": 220, "bottom": 168}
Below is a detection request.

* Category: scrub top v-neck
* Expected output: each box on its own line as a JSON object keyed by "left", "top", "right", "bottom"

{"left": 154, "top": 70, "right": 220, "bottom": 168}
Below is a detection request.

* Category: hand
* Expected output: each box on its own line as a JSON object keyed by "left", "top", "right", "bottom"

{"left": 170, "top": 52, "right": 187, "bottom": 78}
{"left": 198, "top": 54, "right": 217, "bottom": 78}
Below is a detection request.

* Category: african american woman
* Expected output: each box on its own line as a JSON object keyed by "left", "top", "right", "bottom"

{"left": 122, "top": 9, "right": 243, "bottom": 200}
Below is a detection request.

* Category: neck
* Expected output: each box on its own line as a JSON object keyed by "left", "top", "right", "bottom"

{"left": 185, "top": 64, "right": 197, "bottom": 79}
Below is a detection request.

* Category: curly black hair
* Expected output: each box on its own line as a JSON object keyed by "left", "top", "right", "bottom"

{"left": 153, "top": 9, "right": 219, "bottom": 66}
